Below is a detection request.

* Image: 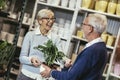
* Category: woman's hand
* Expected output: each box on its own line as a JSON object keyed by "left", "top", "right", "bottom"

{"left": 31, "top": 57, "right": 41, "bottom": 67}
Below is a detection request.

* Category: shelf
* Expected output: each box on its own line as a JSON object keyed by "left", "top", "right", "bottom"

{"left": 3, "top": 17, "right": 30, "bottom": 27}
{"left": 72, "top": 35, "right": 114, "bottom": 50}
{"left": 106, "top": 45, "right": 114, "bottom": 50}
{"left": 10, "top": 68, "right": 19, "bottom": 76}
{"left": 37, "top": 2, "right": 75, "bottom": 11}
{"left": 110, "top": 73, "right": 120, "bottom": 79}
{"left": 79, "top": 8, "right": 120, "bottom": 19}
{"left": 0, "top": 10, "right": 9, "bottom": 18}
{"left": 22, "top": 22, "right": 30, "bottom": 26}
{"left": 72, "top": 35, "right": 87, "bottom": 42}
{"left": 3, "top": 17, "right": 19, "bottom": 25}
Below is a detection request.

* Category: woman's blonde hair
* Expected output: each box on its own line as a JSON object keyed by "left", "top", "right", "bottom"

{"left": 37, "top": 9, "right": 54, "bottom": 19}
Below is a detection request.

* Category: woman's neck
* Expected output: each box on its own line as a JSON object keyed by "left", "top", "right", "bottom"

{"left": 40, "top": 27, "right": 48, "bottom": 35}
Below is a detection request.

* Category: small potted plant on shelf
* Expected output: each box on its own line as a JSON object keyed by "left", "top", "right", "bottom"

{"left": 34, "top": 40, "right": 65, "bottom": 68}
{"left": 0, "top": 41, "right": 14, "bottom": 75}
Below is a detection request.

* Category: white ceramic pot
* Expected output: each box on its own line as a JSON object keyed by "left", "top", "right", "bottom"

{"left": 61, "top": 0, "right": 69, "bottom": 7}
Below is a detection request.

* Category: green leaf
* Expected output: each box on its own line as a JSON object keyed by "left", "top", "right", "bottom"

{"left": 0, "top": 41, "right": 14, "bottom": 69}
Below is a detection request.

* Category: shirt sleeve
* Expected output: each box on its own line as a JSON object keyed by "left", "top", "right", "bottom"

{"left": 51, "top": 51, "right": 91, "bottom": 80}
{"left": 19, "top": 32, "right": 33, "bottom": 65}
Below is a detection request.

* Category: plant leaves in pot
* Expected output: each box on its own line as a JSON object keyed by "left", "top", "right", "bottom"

{"left": 0, "top": 41, "right": 14, "bottom": 74}
{"left": 34, "top": 39, "right": 65, "bottom": 69}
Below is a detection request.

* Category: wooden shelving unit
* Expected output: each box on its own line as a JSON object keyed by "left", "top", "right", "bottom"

{"left": 0, "top": 0, "right": 120, "bottom": 80}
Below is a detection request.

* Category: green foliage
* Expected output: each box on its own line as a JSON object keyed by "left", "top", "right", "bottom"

{"left": 0, "top": 41, "right": 14, "bottom": 69}
{"left": 34, "top": 40, "right": 65, "bottom": 66}
{"left": 0, "top": 0, "right": 6, "bottom": 9}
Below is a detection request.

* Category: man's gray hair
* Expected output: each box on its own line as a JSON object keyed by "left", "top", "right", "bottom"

{"left": 37, "top": 9, "right": 54, "bottom": 19}
{"left": 88, "top": 13, "right": 107, "bottom": 34}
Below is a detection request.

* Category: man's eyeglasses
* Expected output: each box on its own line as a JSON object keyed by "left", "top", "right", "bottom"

{"left": 41, "top": 17, "right": 56, "bottom": 21}
{"left": 81, "top": 23, "right": 93, "bottom": 27}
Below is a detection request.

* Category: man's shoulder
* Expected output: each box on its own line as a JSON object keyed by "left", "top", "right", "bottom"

{"left": 84, "top": 42, "right": 106, "bottom": 53}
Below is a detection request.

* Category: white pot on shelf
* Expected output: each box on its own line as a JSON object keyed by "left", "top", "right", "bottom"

{"left": 68, "top": 0, "right": 76, "bottom": 9}
{"left": 47, "top": 0, "right": 53, "bottom": 4}
{"left": 61, "top": 0, "right": 69, "bottom": 7}
{"left": 51, "top": 0, "right": 60, "bottom": 6}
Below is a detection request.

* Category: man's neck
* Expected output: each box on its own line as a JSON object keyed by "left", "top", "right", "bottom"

{"left": 87, "top": 33, "right": 100, "bottom": 42}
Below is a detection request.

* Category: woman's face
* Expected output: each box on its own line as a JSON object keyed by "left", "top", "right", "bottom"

{"left": 39, "top": 14, "right": 55, "bottom": 31}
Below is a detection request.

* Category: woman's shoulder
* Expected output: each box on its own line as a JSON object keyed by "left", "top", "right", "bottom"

{"left": 26, "top": 30, "right": 36, "bottom": 35}
{"left": 24, "top": 31, "right": 36, "bottom": 40}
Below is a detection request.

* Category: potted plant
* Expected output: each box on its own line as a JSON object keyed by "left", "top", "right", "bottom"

{"left": 0, "top": 41, "right": 14, "bottom": 74}
{"left": 34, "top": 40, "right": 65, "bottom": 68}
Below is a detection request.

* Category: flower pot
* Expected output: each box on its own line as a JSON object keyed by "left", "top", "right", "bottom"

{"left": 107, "top": 0, "right": 117, "bottom": 14}
{"left": 95, "top": 0, "right": 108, "bottom": 12}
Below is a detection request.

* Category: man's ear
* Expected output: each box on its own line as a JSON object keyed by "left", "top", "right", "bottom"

{"left": 89, "top": 26, "right": 94, "bottom": 33}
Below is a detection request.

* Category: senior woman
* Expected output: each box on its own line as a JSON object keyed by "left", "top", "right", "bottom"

{"left": 17, "top": 9, "right": 62, "bottom": 80}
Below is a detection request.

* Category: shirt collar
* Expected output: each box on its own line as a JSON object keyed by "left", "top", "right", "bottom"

{"left": 84, "top": 37, "right": 103, "bottom": 49}
{"left": 35, "top": 27, "right": 42, "bottom": 35}
{"left": 35, "top": 26, "right": 52, "bottom": 39}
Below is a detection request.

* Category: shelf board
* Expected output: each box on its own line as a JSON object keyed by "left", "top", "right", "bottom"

{"left": 72, "top": 35, "right": 114, "bottom": 50}
{"left": 72, "top": 35, "right": 88, "bottom": 42}
{"left": 79, "top": 8, "right": 120, "bottom": 19}
{"left": 0, "top": 10, "right": 9, "bottom": 18}
{"left": 3, "top": 17, "right": 30, "bottom": 27}
{"left": 22, "top": 22, "right": 30, "bottom": 26}
{"left": 110, "top": 73, "right": 120, "bottom": 79}
{"left": 10, "top": 68, "right": 19, "bottom": 76}
{"left": 37, "top": 2, "right": 75, "bottom": 11}
{"left": 106, "top": 45, "right": 114, "bottom": 50}
{"left": 4, "top": 17, "right": 19, "bottom": 25}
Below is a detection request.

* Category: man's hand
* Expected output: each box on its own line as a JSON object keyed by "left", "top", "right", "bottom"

{"left": 40, "top": 64, "right": 52, "bottom": 78}
{"left": 31, "top": 57, "right": 41, "bottom": 67}
{"left": 64, "top": 58, "right": 72, "bottom": 68}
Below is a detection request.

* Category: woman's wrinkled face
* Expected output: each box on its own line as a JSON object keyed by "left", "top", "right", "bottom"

{"left": 39, "top": 14, "right": 55, "bottom": 31}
